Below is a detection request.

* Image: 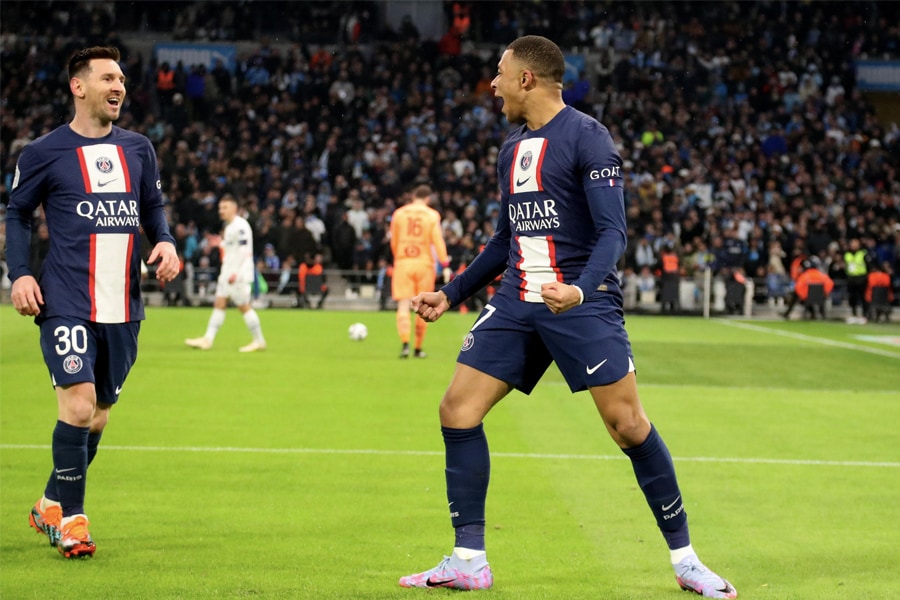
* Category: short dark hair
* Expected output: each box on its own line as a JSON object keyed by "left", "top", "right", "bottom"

{"left": 507, "top": 35, "right": 565, "bottom": 84}
{"left": 219, "top": 193, "right": 238, "bottom": 206}
{"left": 67, "top": 46, "right": 121, "bottom": 80}
{"left": 412, "top": 184, "right": 432, "bottom": 199}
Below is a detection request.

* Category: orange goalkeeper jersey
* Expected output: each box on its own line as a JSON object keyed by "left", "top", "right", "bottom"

{"left": 390, "top": 202, "right": 449, "bottom": 268}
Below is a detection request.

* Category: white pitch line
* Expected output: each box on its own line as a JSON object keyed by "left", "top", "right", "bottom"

{"left": 2, "top": 444, "right": 897, "bottom": 468}
{"left": 715, "top": 319, "right": 900, "bottom": 359}
{"left": 547, "top": 380, "right": 900, "bottom": 395}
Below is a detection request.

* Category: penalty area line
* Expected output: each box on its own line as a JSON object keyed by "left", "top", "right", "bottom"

{"left": 715, "top": 319, "right": 900, "bottom": 359}
{"left": 2, "top": 444, "right": 897, "bottom": 468}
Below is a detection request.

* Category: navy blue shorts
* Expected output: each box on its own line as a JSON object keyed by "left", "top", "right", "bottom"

{"left": 456, "top": 292, "right": 634, "bottom": 394}
{"left": 39, "top": 316, "right": 140, "bottom": 405}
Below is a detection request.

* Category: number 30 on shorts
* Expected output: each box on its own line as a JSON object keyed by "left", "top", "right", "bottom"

{"left": 54, "top": 325, "right": 89, "bottom": 355}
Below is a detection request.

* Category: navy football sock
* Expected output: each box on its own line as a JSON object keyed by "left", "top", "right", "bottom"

{"left": 44, "top": 424, "right": 101, "bottom": 504}
{"left": 454, "top": 524, "right": 486, "bottom": 551}
{"left": 43, "top": 431, "right": 103, "bottom": 504}
{"left": 443, "top": 424, "right": 490, "bottom": 551}
{"left": 51, "top": 420, "right": 90, "bottom": 517}
{"left": 42, "top": 471, "right": 59, "bottom": 503}
{"left": 622, "top": 424, "right": 690, "bottom": 550}
{"left": 87, "top": 431, "right": 103, "bottom": 465}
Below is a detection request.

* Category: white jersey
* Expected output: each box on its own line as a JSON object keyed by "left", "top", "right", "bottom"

{"left": 221, "top": 215, "right": 254, "bottom": 284}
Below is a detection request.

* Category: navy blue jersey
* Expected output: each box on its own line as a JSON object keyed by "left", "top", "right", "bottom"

{"left": 444, "top": 106, "right": 626, "bottom": 306}
{"left": 7, "top": 125, "right": 174, "bottom": 323}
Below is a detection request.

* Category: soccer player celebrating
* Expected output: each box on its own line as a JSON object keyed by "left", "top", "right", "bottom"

{"left": 401, "top": 36, "right": 737, "bottom": 598}
{"left": 389, "top": 184, "right": 451, "bottom": 358}
{"left": 6, "top": 46, "right": 181, "bottom": 558}
{"left": 185, "top": 194, "right": 267, "bottom": 352}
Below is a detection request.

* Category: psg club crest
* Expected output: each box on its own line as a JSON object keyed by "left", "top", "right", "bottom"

{"left": 519, "top": 151, "right": 532, "bottom": 172}
{"left": 95, "top": 156, "right": 114, "bottom": 173}
{"left": 63, "top": 355, "right": 83, "bottom": 374}
{"left": 461, "top": 333, "right": 475, "bottom": 352}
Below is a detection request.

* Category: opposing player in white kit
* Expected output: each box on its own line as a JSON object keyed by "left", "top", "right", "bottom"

{"left": 185, "top": 194, "right": 267, "bottom": 352}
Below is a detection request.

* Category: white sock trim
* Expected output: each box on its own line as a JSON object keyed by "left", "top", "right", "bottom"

{"left": 41, "top": 497, "right": 61, "bottom": 510}
{"left": 60, "top": 514, "right": 88, "bottom": 526}
{"left": 453, "top": 547, "right": 486, "bottom": 560}
{"left": 670, "top": 544, "right": 696, "bottom": 565}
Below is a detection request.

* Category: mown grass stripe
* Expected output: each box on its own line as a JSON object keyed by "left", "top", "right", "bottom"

{"left": 3, "top": 444, "right": 897, "bottom": 467}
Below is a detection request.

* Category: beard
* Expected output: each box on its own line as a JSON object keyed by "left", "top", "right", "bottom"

{"left": 92, "top": 100, "right": 121, "bottom": 125}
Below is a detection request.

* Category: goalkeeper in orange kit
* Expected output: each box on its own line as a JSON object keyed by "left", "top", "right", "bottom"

{"left": 390, "top": 184, "right": 451, "bottom": 358}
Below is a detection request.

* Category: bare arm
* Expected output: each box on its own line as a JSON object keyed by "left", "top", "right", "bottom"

{"left": 411, "top": 289, "right": 452, "bottom": 323}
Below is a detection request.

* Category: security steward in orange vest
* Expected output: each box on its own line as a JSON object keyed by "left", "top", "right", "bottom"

{"left": 865, "top": 262, "right": 893, "bottom": 322}
{"left": 784, "top": 259, "right": 834, "bottom": 320}
{"left": 297, "top": 253, "right": 329, "bottom": 309}
{"left": 658, "top": 244, "right": 680, "bottom": 314}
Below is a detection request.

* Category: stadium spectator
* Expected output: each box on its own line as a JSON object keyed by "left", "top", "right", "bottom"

{"left": 1, "top": 1, "right": 898, "bottom": 314}
{"left": 276, "top": 254, "right": 297, "bottom": 295}
{"left": 637, "top": 265, "right": 657, "bottom": 299}
{"left": 280, "top": 214, "right": 318, "bottom": 268}
{"left": 303, "top": 200, "right": 328, "bottom": 247}
{"left": 330, "top": 212, "right": 358, "bottom": 272}
{"left": 632, "top": 235, "right": 657, "bottom": 272}
{"left": 345, "top": 195, "right": 370, "bottom": 238}
{"left": 262, "top": 243, "right": 280, "bottom": 271}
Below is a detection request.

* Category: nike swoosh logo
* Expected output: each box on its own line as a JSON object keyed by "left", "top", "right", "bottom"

{"left": 586, "top": 359, "right": 608, "bottom": 374}
{"left": 661, "top": 496, "right": 681, "bottom": 511}
{"left": 425, "top": 577, "right": 456, "bottom": 587}
{"left": 97, "top": 178, "right": 117, "bottom": 187}
{"left": 55, "top": 467, "right": 77, "bottom": 474}
{"left": 115, "top": 386, "right": 122, "bottom": 395}
{"left": 516, "top": 176, "right": 531, "bottom": 186}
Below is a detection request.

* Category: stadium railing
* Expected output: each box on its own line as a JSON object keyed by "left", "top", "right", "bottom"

{"left": 127, "top": 265, "right": 870, "bottom": 320}
{"left": 141, "top": 265, "right": 394, "bottom": 311}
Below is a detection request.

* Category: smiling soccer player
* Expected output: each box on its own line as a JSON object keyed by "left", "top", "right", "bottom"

{"left": 7, "top": 46, "right": 180, "bottom": 558}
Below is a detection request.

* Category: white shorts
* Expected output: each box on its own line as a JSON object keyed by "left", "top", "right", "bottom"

{"left": 215, "top": 275, "right": 252, "bottom": 306}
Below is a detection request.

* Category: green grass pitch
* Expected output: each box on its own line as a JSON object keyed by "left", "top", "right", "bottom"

{"left": 2, "top": 305, "right": 899, "bottom": 599}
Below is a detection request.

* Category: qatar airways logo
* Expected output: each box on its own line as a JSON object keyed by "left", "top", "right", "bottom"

{"left": 508, "top": 198, "right": 560, "bottom": 232}
{"left": 76, "top": 199, "right": 141, "bottom": 227}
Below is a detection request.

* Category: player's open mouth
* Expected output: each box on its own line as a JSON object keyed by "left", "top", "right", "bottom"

{"left": 107, "top": 98, "right": 120, "bottom": 107}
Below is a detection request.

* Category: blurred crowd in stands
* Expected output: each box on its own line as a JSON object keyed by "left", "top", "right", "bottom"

{"left": 1, "top": 1, "right": 898, "bottom": 312}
